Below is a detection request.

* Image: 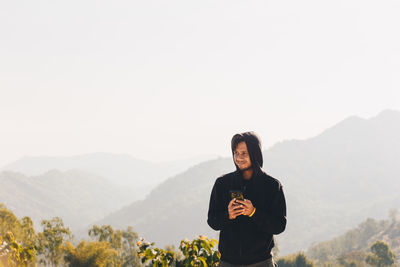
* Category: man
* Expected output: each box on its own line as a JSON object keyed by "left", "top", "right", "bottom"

{"left": 207, "top": 131, "right": 287, "bottom": 267}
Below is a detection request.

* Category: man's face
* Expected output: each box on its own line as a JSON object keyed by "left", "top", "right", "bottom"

{"left": 233, "top": 141, "right": 252, "bottom": 171}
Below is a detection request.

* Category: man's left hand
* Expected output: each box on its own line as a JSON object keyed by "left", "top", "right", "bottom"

{"left": 235, "top": 199, "right": 255, "bottom": 216}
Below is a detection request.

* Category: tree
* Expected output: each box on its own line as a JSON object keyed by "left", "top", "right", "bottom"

{"left": 120, "top": 226, "right": 142, "bottom": 267}
{"left": 88, "top": 224, "right": 141, "bottom": 267}
{"left": 365, "top": 240, "right": 395, "bottom": 267}
{"left": 0, "top": 231, "right": 36, "bottom": 267}
{"left": 276, "top": 252, "right": 315, "bottom": 267}
{"left": 20, "top": 216, "right": 38, "bottom": 248}
{"left": 0, "top": 204, "right": 22, "bottom": 239}
{"left": 337, "top": 250, "right": 366, "bottom": 267}
{"left": 0, "top": 205, "right": 37, "bottom": 245}
{"left": 64, "top": 240, "right": 117, "bottom": 267}
{"left": 0, "top": 204, "right": 37, "bottom": 266}
{"left": 37, "top": 217, "right": 71, "bottom": 267}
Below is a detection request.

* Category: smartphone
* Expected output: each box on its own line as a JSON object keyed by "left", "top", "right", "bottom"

{"left": 229, "top": 190, "right": 244, "bottom": 201}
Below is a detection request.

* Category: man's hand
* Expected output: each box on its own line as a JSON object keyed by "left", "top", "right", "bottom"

{"left": 228, "top": 198, "right": 244, "bottom": 220}
{"left": 235, "top": 199, "right": 255, "bottom": 216}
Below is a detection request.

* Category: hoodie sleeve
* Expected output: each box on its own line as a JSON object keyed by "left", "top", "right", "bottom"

{"left": 207, "top": 178, "right": 234, "bottom": 231}
{"left": 251, "top": 182, "right": 287, "bottom": 235}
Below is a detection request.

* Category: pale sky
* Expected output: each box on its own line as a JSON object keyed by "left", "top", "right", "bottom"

{"left": 1, "top": 0, "right": 399, "bottom": 167}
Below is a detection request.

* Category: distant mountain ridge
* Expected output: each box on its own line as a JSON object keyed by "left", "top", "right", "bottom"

{"left": 1, "top": 152, "right": 218, "bottom": 200}
{"left": 0, "top": 169, "right": 134, "bottom": 232}
{"left": 93, "top": 109, "right": 400, "bottom": 255}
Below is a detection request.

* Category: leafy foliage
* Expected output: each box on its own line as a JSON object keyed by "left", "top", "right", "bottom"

{"left": 0, "top": 231, "right": 36, "bottom": 267}
{"left": 0, "top": 204, "right": 37, "bottom": 247}
{"left": 365, "top": 240, "right": 395, "bottom": 267}
{"left": 64, "top": 240, "right": 117, "bottom": 267}
{"left": 337, "top": 250, "right": 367, "bottom": 267}
{"left": 2, "top": 200, "right": 400, "bottom": 267}
{"left": 36, "top": 217, "right": 72, "bottom": 266}
{"left": 0, "top": 203, "right": 144, "bottom": 267}
{"left": 137, "top": 235, "right": 219, "bottom": 267}
{"left": 0, "top": 204, "right": 37, "bottom": 266}
{"left": 88, "top": 224, "right": 141, "bottom": 266}
{"left": 276, "top": 252, "right": 315, "bottom": 267}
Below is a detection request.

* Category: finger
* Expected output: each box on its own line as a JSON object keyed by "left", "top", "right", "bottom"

{"left": 229, "top": 207, "right": 241, "bottom": 213}
{"left": 233, "top": 205, "right": 245, "bottom": 211}
{"left": 232, "top": 205, "right": 244, "bottom": 211}
{"left": 235, "top": 199, "right": 245, "bottom": 205}
{"left": 235, "top": 200, "right": 249, "bottom": 208}
{"left": 230, "top": 205, "right": 244, "bottom": 211}
{"left": 229, "top": 210, "right": 241, "bottom": 218}
{"left": 234, "top": 202, "right": 241, "bottom": 207}
{"left": 241, "top": 199, "right": 252, "bottom": 204}
{"left": 228, "top": 198, "right": 236, "bottom": 208}
{"left": 232, "top": 209, "right": 244, "bottom": 216}
{"left": 232, "top": 204, "right": 245, "bottom": 209}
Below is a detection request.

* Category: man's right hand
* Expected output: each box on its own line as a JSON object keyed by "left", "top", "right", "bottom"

{"left": 228, "top": 198, "right": 244, "bottom": 220}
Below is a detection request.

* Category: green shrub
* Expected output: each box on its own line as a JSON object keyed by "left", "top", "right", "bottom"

{"left": 137, "top": 235, "right": 220, "bottom": 267}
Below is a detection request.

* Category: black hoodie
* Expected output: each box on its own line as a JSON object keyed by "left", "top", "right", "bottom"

{"left": 207, "top": 132, "right": 287, "bottom": 265}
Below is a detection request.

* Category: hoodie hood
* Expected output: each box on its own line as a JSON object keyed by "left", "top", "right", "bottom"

{"left": 231, "top": 131, "right": 264, "bottom": 175}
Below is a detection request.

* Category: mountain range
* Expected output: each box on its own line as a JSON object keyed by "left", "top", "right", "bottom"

{"left": 1, "top": 152, "right": 217, "bottom": 201}
{"left": 0, "top": 169, "right": 133, "bottom": 232}
{"left": 1, "top": 109, "right": 398, "bottom": 256}
{"left": 92, "top": 109, "right": 400, "bottom": 255}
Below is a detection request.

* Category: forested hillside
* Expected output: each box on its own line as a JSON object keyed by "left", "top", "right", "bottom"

{"left": 0, "top": 170, "right": 133, "bottom": 232}
{"left": 308, "top": 210, "right": 400, "bottom": 266}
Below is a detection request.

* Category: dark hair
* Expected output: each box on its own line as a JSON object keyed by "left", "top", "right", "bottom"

{"left": 231, "top": 131, "right": 264, "bottom": 174}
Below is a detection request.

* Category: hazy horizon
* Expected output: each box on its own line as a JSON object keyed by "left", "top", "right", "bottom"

{"left": 1, "top": 0, "right": 400, "bottom": 167}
